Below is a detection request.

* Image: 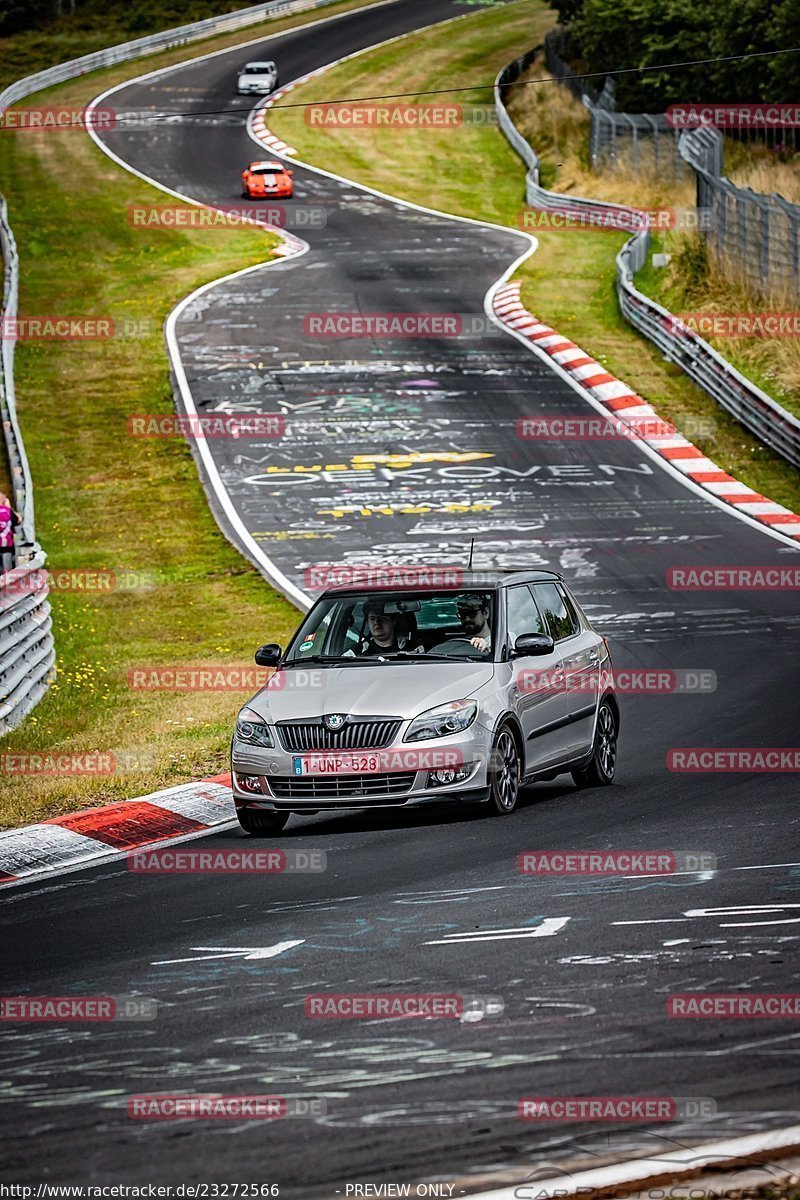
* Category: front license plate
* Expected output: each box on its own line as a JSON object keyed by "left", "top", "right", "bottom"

{"left": 292, "top": 754, "right": 380, "bottom": 776}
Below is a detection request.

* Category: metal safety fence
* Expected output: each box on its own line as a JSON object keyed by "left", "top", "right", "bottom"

{"left": 680, "top": 126, "right": 800, "bottom": 301}
{"left": 0, "top": 0, "right": 363, "bottom": 733}
{"left": 544, "top": 30, "right": 689, "bottom": 182}
{"left": 544, "top": 30, "right": 800, "bottom": 298}
{"left": 495, "top": 53, "right": 800, "bottom": 472}
{"left": 495, "top": 51, "right": 641, "bottom": 223}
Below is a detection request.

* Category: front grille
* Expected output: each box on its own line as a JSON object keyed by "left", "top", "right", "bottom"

{"left": 269, "top": 772, "right": 415, "bottom": 800}
{"left": 275, "top": 718, "right": 401, "bottom": 752}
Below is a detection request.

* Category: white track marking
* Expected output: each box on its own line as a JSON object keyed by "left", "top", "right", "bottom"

{"left": 614, "top": 918, "right": 692, "bottom": 925}
{"left": 85, "top": 7, "right": 511, "bottom": 611}
{"left": 247, "top": 41, "right": 800, "bottom": 550}
{"left": 85, "top": 98, "right": 312, "bottom": 608}
{"left": 425, "top": 917, "right": 571, "bottom": 945}
{"left": 153, "top": 939, "right": 304, "bottom": 964}
{"left": 735, "top": 861, "right": 800, "bottom": 870}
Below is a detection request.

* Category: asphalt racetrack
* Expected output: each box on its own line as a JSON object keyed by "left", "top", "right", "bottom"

{"left": 2, "top": 0, "right": 800, "bottom": 1192}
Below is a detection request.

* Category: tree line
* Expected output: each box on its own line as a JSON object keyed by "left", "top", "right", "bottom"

{"left": 552, "top": 0, "right": 800, "bottom": 111}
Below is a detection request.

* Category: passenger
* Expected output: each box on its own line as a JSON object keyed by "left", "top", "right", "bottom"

{"left": 348, "top": 599, "right": 425, "bottom": 656}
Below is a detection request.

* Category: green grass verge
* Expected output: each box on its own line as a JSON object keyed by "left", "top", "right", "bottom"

{"left": 0, "top": 0, "right": 387, "bottom": 826}
{"left": 269, "top": 2, "right": 800, "bottom": 514}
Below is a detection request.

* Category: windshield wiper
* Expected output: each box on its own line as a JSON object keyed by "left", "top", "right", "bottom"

{"left": 383, "top": 652, "right": 483, "bottom": 662}
{"left": 281, "top": 655, "right": 364, "bottom": 667}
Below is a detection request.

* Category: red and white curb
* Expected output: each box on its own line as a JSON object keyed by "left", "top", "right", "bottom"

{"left": 0, "top": 774, "right": 236, "bottom": 887}
{"left": 249, "top": 77, "right": 320, "bottom": 155}
{"left": 465, "top": 1122, "right": 800, "bottom": 1199}
{"left": 493, "top": 282, "right": 800, "bottom": 542}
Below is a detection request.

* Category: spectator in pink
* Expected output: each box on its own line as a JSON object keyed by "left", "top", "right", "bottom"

{"left": 0, "top": 492, "right": 21, "bottom": 575}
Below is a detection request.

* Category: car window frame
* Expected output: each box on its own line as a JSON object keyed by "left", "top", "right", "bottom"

{"left": 503, "top": 583, "right": 547, "bottom": 654}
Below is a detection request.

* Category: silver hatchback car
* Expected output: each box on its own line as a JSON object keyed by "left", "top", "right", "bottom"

{"left": 231, "top": 571, "right": 619, "bottom": 835}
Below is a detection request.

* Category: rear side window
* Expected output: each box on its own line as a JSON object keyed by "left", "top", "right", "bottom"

{"left": 558, "top": 585, "right": 581, "bottom": 633}
{"left": 506, "top": 585, "right": 546, "bottom": 647}
{"left": 532, "top": 583, "right": 578, "bottom": 642}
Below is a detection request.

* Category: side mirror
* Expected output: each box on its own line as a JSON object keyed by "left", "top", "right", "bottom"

{"left": 255, "top": 643, "right": 282, "bottom": 666}
{"left": 513, "top": 633, "right": 554, "bottom": 658}
{"left": 286, "top": 169, "right": 293, "bottom": 176}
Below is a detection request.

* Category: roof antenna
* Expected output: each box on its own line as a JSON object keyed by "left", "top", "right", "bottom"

{"left": 467, "top": 537, "right": 475, "bottom": 571}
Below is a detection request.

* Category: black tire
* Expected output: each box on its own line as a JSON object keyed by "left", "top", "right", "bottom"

{"left": 572, "top": 700, "right": 618, "bottom": 788}
{"left": 486, "top": 724, "right": 521, "bottom": 816}
{"left": 237, "top": 808, "right": 290, "bottom": 836}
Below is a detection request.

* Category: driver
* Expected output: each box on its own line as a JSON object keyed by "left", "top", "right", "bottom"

{"left": 347, "top": 598, "right": 425, "bottom": 657}
{"left": 456, "top": 592, "right": 492, "bottom": 653}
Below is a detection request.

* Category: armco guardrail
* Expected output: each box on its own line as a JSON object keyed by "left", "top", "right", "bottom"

{"left": 0, "top": 557, "right": 54, "bottom": 736}
{"left": 544, "top": 31, "right": 799, "bottom": 297}
{"left": 495, "top": 52, "right": 640, "bottom": 224}
{"left": 1, "top": 198, "right": 36, "bottom": 550}
{"left": 495, "top": 50, "right": 800, "bottom": 472}
{"left": 616, "top": 234, "right": 800, "bottom": 469}
{"left": 0, "top": 0, "right": 350, "bottom": 109}
{"left": 0, "top": 0, "right": 361, "bottom": 735}
{"left": 1, "top": 199, "right": 54, "bottom": 736}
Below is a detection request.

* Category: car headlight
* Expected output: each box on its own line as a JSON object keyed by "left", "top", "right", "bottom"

{"left": 404, "top": 699, "right": 477, "bottom": 742}
{"left": 235, "top": 709, "right": 274, "bottom": 748}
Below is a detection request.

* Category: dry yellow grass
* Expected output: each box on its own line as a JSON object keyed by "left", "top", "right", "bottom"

{"left": 725, "top": 140, "right": 800, "bottom": 205}
{"left": 506, "top": 55, "right": 696, "bottom": 210}
{"left": 507, "top": 55, "right": 800, "bottom": 413}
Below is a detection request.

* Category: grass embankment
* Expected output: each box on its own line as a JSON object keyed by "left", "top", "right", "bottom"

{"left": 0, "top": 0, "right": 388, "bottom": 826}
{"left": 509, "top": 56, "right": 800, "bottom": 419}
{"left": 269, "top": 15, "right": 800, "bottom": 513}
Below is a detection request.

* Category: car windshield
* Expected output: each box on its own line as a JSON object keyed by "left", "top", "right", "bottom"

{"left": 283, "top": 591, "right": 497, "bottom": 663}
{"left": 251, "top": 166, "right": 281, "bottom": 174}
{"left": 242, "top": 65, "right": 274, "bottom": 74}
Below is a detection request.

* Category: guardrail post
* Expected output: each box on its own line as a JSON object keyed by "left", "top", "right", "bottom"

{"left": 759, "top": 200, "right": 771, "bottom": 295}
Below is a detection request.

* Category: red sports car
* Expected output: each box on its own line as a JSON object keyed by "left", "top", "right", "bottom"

{"left": 241, "top": 160, "right": 294, "bottom": 199}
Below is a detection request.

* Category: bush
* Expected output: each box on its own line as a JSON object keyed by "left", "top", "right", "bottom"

{"left": 561, "top": 0, "right": 800, "bottom": 110}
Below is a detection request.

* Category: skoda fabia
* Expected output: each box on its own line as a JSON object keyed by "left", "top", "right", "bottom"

{"left": 231, "top": 571, "right": 619, "bottom": 835}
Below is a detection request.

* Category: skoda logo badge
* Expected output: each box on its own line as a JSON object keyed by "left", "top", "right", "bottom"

{"left": 324, "top": 714, "right": 346, "bottom": 731}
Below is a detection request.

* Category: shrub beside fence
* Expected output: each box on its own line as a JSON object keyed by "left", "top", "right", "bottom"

{"left": 544, "top": 30, "right": 689, "bottom": 183}
{"left": 544, "top": 28, "right": 800, "bottom": 300}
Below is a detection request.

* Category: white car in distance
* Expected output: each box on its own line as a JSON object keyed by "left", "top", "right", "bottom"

{"left": 237, "top": 61, "right": 279, "bottom": 95}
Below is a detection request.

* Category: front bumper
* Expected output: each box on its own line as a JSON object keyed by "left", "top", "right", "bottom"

{"left": 244, "top": 190, "right": 292, "bottom": 199}
{"left": 231, "top": 726, "right": 493, "bottom": 812}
